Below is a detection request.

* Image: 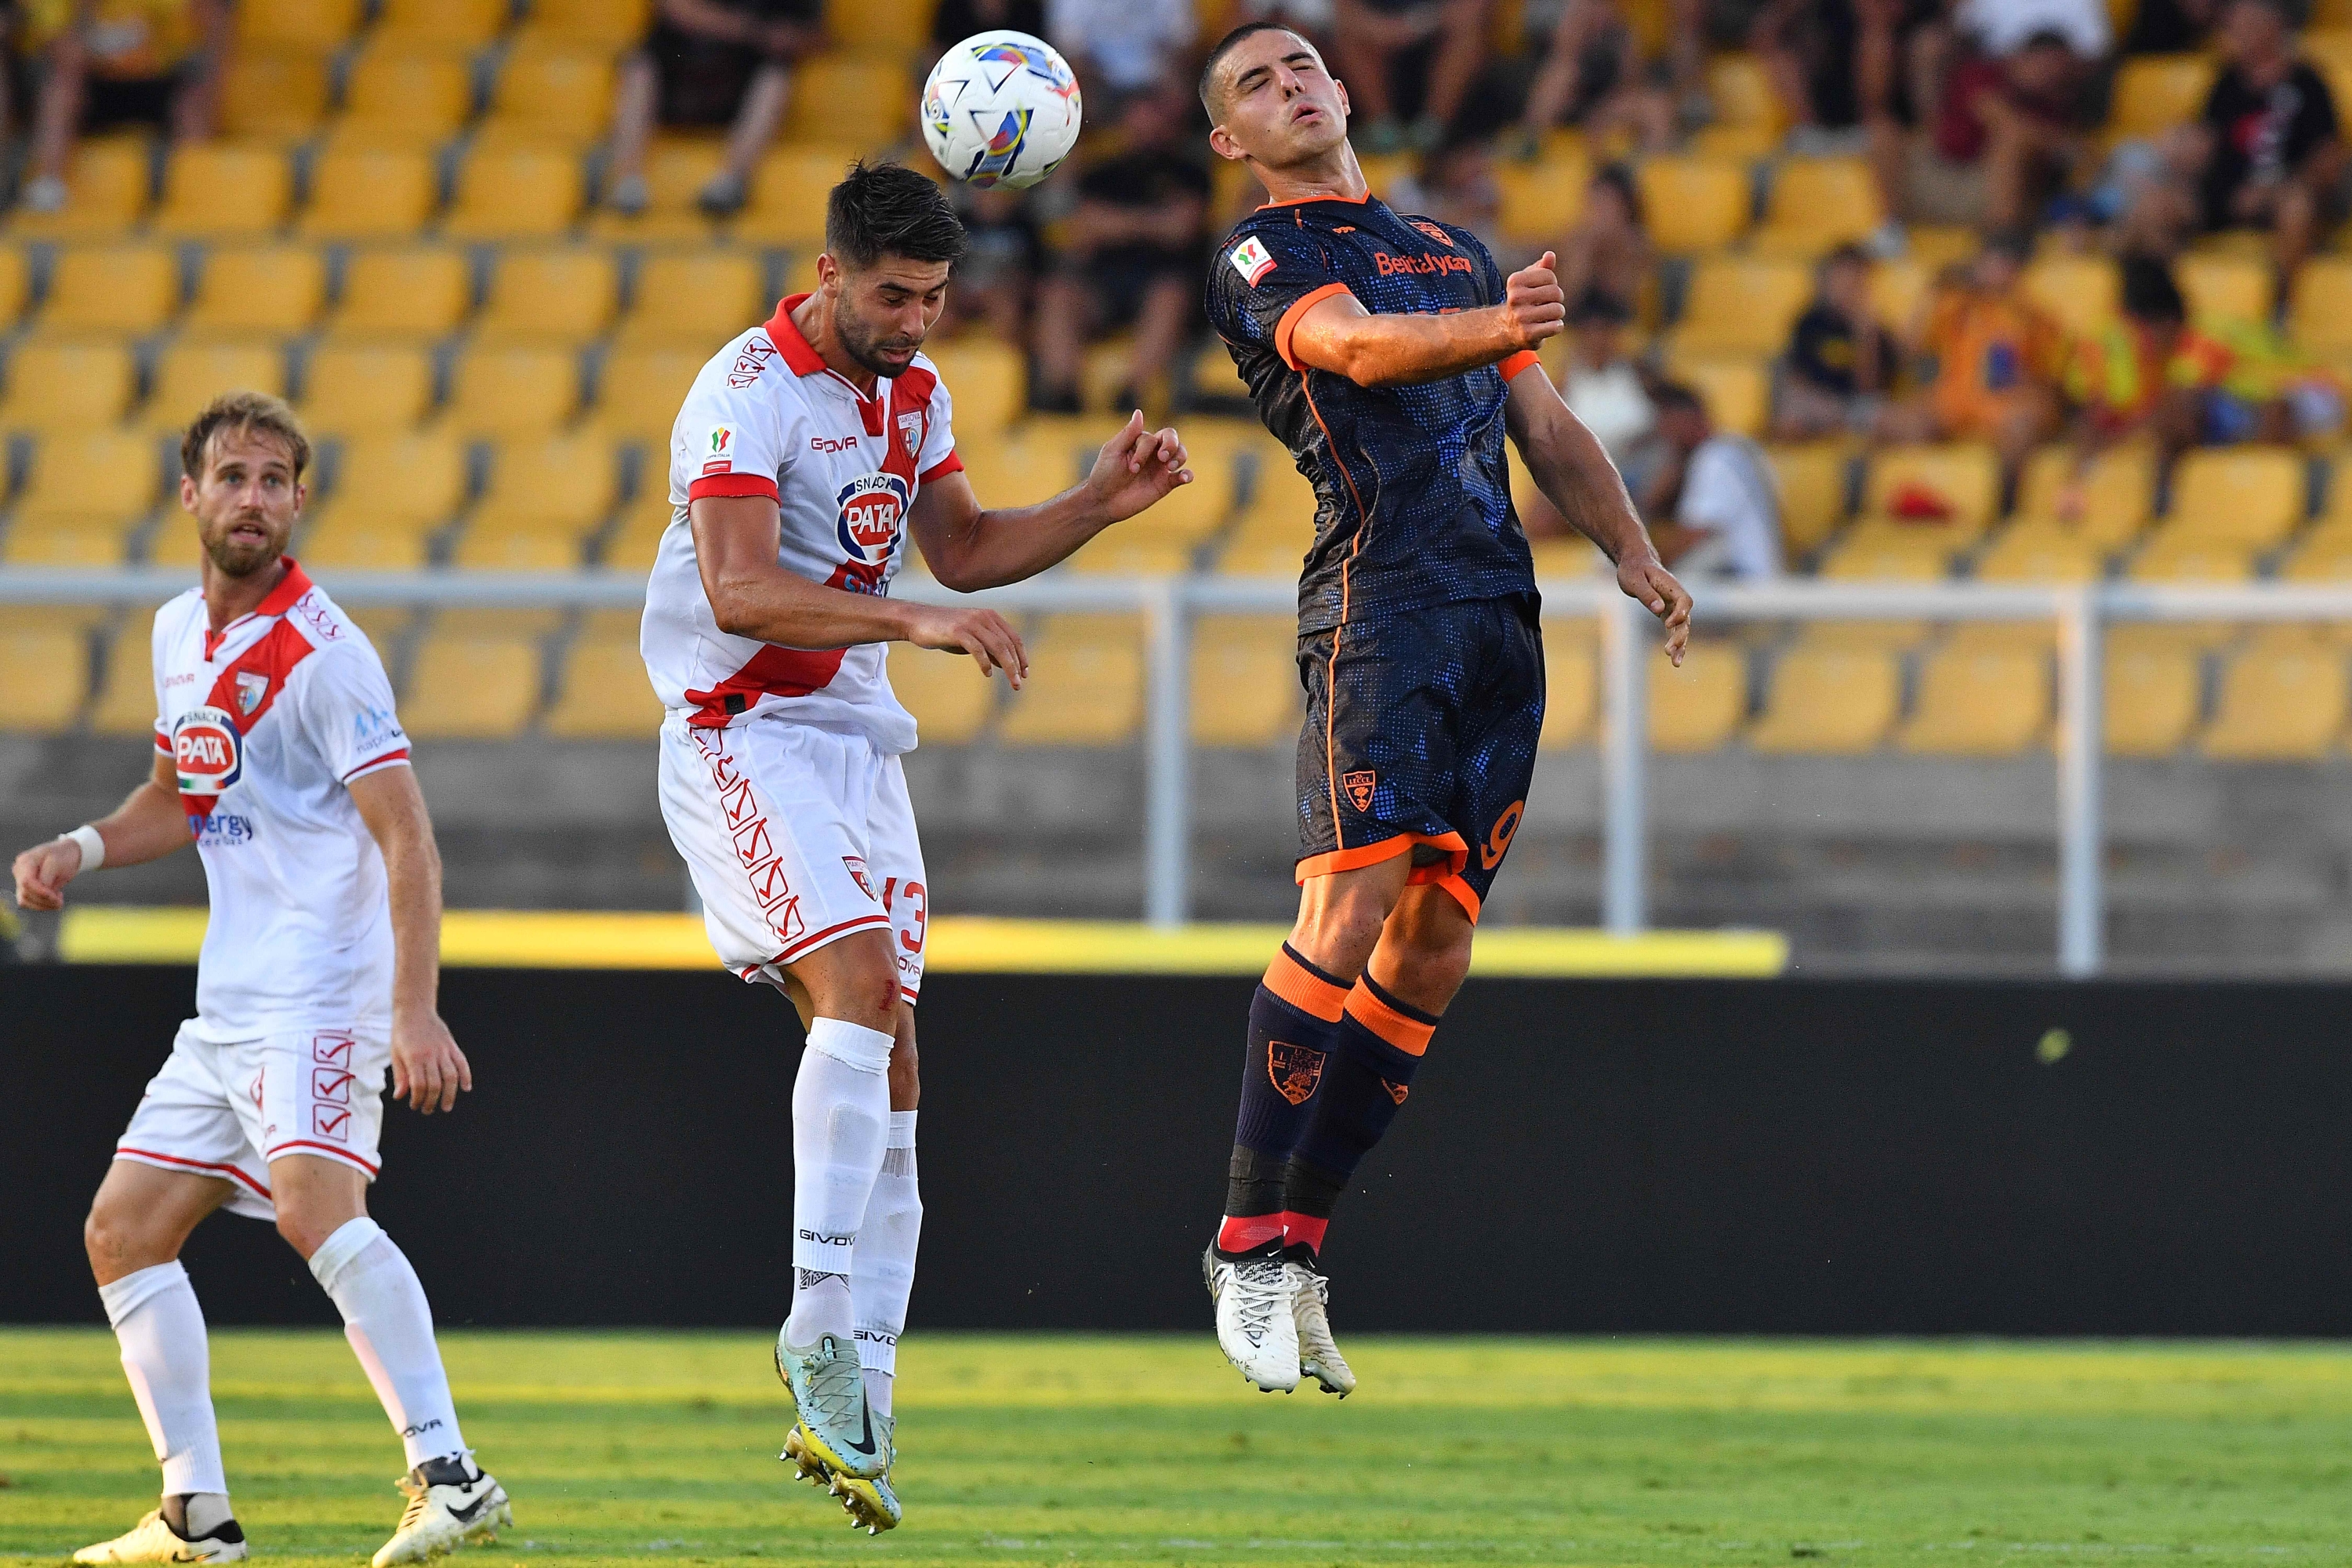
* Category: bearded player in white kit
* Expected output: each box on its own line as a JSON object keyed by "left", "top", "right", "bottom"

{"left": 11, "top": 394, "right": 509, "bottom": 1566}
{"left": 644, "top": 162, "right": 1192, "bottom": 1533}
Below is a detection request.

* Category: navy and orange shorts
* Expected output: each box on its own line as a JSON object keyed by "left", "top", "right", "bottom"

{"left": 1294, "top": 594, "right": 1544, "bottom": 922}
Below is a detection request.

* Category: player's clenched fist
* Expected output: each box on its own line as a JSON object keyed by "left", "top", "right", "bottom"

{"left": 11, "top": 835, "right": 85, "bottom": 910}
{"left": 907, "top": 603, "right": 1029, "bottom": 688}
{"left": 1502, "top": 250, "right": 1567, "bottom": 349}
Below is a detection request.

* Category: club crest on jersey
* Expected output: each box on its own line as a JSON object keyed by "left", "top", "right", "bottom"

{"left": 234, "top": 670, "right": 269, "bottom": 716}
{"left": 172, "top": 706, "right": 243, "bottom": 795}
{"left": 836, "top": 472, "right": 909, "bottom": 567}
{"left": 1343, "top": 769, "right": 1377, "bottom": 812}
{"left": 1267, "top": 1041, "right": 1325, "bottom": 1105}
{"left": 897, "top": 409, "right": 924, "bottom": 461}
{"left": 842, "top": 855, "right": 875, "bottom": 900}
{"left": 1229, "top": 235, "right": 1276, "bottom": 286}
{"left": 1409, "top": 218, "right": 1457, "bottom": 247}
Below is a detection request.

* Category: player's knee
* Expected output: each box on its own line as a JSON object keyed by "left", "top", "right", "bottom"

{"left": 84, "top": 1200, "right": 140, "bottom": 1274}
{"left": 1298, "top": 888, "right": 1390, "bottom": 972}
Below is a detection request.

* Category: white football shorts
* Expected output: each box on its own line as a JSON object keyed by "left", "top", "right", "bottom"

{"left": 657, "top": 713, "right": 929, "bottom": 1004}
{"left": 115, "top": 1022, "right": 390, "bottom": 1221}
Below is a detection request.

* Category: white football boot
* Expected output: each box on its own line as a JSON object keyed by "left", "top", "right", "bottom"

{"left": 774, "top": 1328, "right": 887, "bottom": 1479}
{"left": 371, "top": 1455, "right": 511, "bottom": 1566}
{"left": 74, "top": 1510, "right": 247, "bottom": 1564}
{"left": 1290, "top": 1256, "right": 1357, "bottom": 1396}
{"left": 1203, "top": 1244, "right": 1301, "bottom": 1392}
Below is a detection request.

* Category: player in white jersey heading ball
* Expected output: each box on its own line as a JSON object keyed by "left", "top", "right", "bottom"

{"left": 642, "top": 162, "right": 1192, "bottom": 1532}
{"left": 11, "top": 394, "right": 510, "bottom": 1567}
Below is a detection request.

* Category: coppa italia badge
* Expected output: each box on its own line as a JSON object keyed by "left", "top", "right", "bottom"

{"left": 836, "top": 472, "right": 909, "bottom": 567}
{"left": 172, "top": 706, "right": 243, "bottom": 795}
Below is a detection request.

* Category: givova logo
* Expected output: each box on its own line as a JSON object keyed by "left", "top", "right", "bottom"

{"left": 172, "top": 706, "right": 242, "bottom": 794}
{"left": 836, "top": 472, "right": 909, "bottom": 567}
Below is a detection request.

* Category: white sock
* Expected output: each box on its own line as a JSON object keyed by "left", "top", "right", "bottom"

{"left": 853, "top": 1110, "right": 921, "bottom": 1420}
{"left": 98, "top": 1261, "right": 227, "bottom": 1497}
{"left": 308, "top": 1218, "right": 466, "bottom": 1468}
{"left": 785, "top": 1018, "right": 895, "bottom": 1349}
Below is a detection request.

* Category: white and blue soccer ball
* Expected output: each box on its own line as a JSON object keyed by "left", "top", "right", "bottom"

{"left": 920, "top": 31, "right": 1083, "bottom": 190}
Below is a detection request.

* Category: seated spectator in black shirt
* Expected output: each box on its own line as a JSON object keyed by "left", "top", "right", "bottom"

{"left": 603, "top": 0, "right": 822, "bottom": 216}
{"left": 2193, "top": 0, "right": 2343, "bottom": 292}
{"left": 1774, "top": 243, "right": 1900, "bottom": 438}
{"left": 940, "top": 185, "right": 1044, "bottom": 346}
{"left": 1031, "top": 85, "right": 1212, "bottom": 412}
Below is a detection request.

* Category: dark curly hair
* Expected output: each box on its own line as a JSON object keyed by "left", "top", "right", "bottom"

{"left": 826, "top": 159, "right": 967, "bottom": 271}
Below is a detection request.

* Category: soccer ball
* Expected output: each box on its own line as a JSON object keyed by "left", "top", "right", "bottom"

{"left": 920, "top": 31, "right": 1083, "bottom": 190}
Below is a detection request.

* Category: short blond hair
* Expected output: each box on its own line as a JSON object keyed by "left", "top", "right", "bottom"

{"left": 181, "top": 390, "right": 310, "bottom": 484}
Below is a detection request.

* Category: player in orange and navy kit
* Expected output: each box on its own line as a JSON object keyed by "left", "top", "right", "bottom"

{"left": 1194, "top": 21, "right": 1694, "bottom": 1395}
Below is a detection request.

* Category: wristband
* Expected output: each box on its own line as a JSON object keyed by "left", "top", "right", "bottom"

{"left": 65, "top": 824, "right": 106, "bottom": 871}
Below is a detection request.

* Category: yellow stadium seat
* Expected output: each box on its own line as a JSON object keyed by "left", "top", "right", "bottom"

{"left": 2128, "top": 532, "right": 2255, "bottom": 582}
{"left": 140, "top": 341, "right": 288, "bottom": 434}
{"left": 1, "top": 515, "right": 136, "bottom": 565}
{"left": 2284, "top": 525, "right": 2352, "bottom": 579}
{"left": 1670, "top": 356, "right": 1769, "bottom": 437}
{"left": 1897, "top": 645, "right": 2048, "bottom": 753}
{"left": 1973, "top": 520, "right": 2106, "bottom": 583}
{"left": 2105, "top": 644, "right": 2201, "bottom": 756}
{"left": 884, "top": 640, "right": 998, "bottom": 744}
{"left": 293, "top": 505, "right": 441, "bottom": 568}
{"left": 402, "top": 633, "right": 545, "bottom": 738}
{"left": 299, "top": 146, "right": 441, "bottom": 240}
{"left": 1540, "top": 633, "right": 1595, "bottom": 748}
{"left": 1819, "top": 529, "right": 1957, "bottom": 580}
{"left": 2165, "top": 446, "right": 2307, "bottom": 547}
{"left": 8, "top": 137, "right": 150, "bottom": 238}
{"left": 2290, "top": 257, "right": 2352, "bottom": 354}
{"left": 331, "top": 432, "right": 471, "bottom": 522}
{"left": 586, "top": 136, "right": 728, "bottom": 241}
{"left": 511, "top": 0, "right": 650, "bottom": 50}
{"left": 1749, "top": 158, "right": 1882, "bottom": 256}
{"left": 2201, "top": 644, "right": 2347, "bottom": 758}
{"left": 449, "top": 521, "right": 593, "bottom": 570}
{"left": 1635, "top": 157, "right": 1749, "bottom": 254}
{"left": 823, "top": 0, "right": 928, "bottom": 49}
{"left": 956, "top": 424, "right": 1089, "bottom": 510}
{"left": 612, "top": 252, "right": 766, "bottom": 347}
{"left": 300, "top": 343, "right": 438, "bottom": 434}
{"left": 0, "top": 341, "right": 136, "bottom": 433}
{"left": 38, "top": 244, "right": 179, "bottom": 335}
{"left": 1707, "top": 53, "right": 1784, "bottom": 131}
{"left": 151, "top": 143, "right": 292, "bottom": 238}
{"left": 236, "top": 0, "right": 362, "bottom": 51}
{"left": 375, "top": 0, "right": 511, "bottom": 49}
{"left": 2109, "top": 54, "right": 2216, "bottom": 137}
{"left": 16, "top": 431, "right": 162, "bottom": 521}
{"left": 1867, "top": 257, "right": 1933, "bottom": 334}
{"left": 590, "top": 344, "right": 701, "bottom": 445}
{"left": 474, "top": 249, "right": 619, "bottom": 344}
{"left": 440, "top": 345, "right": 582, "bottom": 436}
{"left": 1748, "top": 644, "right": 1900, "bottom": 753}
{"left": 1494, "top": 154, "right": 1590, "bottom": 246}
{"left": 2013, "top": 444, "right": 2154, "bottom": 546}
{"left": 441, "top": 145, "right": 586, "bottom": 240}
{"left": 1650, "top": 643, "right": 1745, "bottom": 751}
{"left": 0, "top": 249, "right": 27, "bottom": 328}
{"left": 1668, "top": 257, "right": 1811, "bottom": 357}
{"left": 91, "top": 635, "right": 164, "bottom": 737}
{"left": 0, "top": 623, "right": 92, "bottom": 729}
{"left": 1189, "top": 615, "right": 1299, "bottom": 746}
{"left": 783, "top": 53, "right": 913, "bottom": 146}
{"left": 921, "top": 337, "right": 1025, "bottom": 438}
{"left": 1860, "top": 443, "right": 2000, "bottom": 539}
{"left": 2023, "top": 256, "right": 2118, "bottom": 337}
{"left": 998, "top": 614, "right": 1143, "bottom": 745}
{"left": 1065, "top": 529, "right": 1197, "bottom": 575}
{"left": 542, "top": 632, "right": 665, "bottom": 739}
{"left": 2177, "top": 252, "right": 2273, "bottom": 322}
{"left": 183, "top": 246, "right": 326, "bottom": 336}
{"left": 1762, "top": 442, "right": 1849, "bottom": 556}
{"left": 338, "top": 47, "right": 476, "bottom": 147}
{"left": 326, "top": 248, "right": 473, "bottom": 339}
{"left": 480, "top": 45, "right": 617, "bottom": 144}
{"left": 220, "top": 53, "right": 330, "bottom": 142}
{"left": 458, "top": 432, "right": 619, "bottom": 555}
{"left": 739, "top": 143, "right": 868, "bottom": 246}
{"left": 600, "top": 491, "right": 674, "bottom": 568}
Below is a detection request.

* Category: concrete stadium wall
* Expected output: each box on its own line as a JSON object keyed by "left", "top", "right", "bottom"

{"left": 6, "top": 966, "right": 2349, "bottom": 1336}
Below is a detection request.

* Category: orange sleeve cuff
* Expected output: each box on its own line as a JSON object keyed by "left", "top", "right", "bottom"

{"left": 1499, "top": 350, "right": 1541, "bottom": 382}
{"left": 1274, "top": 281, "right": 1354, "bottom": 372}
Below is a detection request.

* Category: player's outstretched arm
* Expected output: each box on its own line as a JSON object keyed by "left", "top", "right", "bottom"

{"left": 10, "top": 752, "right": 191, "bottom": 910}
{"left": 350, "top": 765, "right": 473, "bottom": 1115}
{"left": 907, "top": 410, "right": 1192, "bottom": 591}
{"left": 1504, "top": 365, "right": 1693, "bottom": 666}
{"left": 694, "top": 493, "right": 1032, "bottom": 684}
{"left": 1289, "top": 252, "right": 1566, "bottom": 390}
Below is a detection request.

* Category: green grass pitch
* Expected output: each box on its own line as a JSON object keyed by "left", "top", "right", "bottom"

{"left": 4, "top": 1330, "right": 2350, "bottom": 1566}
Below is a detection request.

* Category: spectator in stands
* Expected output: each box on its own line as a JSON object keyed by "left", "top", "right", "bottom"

{"left": 1522, "top": 286, "right": 1656, "bottom": 535}
{"left": 1555, "top": 163, "right": 1651, "bottom": 314}
{"left": 2059, "top": 256, "right": 2225, "bottom": 468}
{"left": 1514, "top": 0, "right": 1677, "bottom": 155}
{"left": 1755, "top": 0, "right": 1900, "bottom": 154}
{"left": 2190, "top": 0, "right": 2343, "bottom": 295}
{"left": 934, "top": 0, "right": 1047, "bottom": 47}
{"left": 603, "top": 0, "right": 823, "bottom": 216}
{"left": 1884, "top": 231, "right": 2063, "bottom": 478}
{"left": 20, "top": 0, "right": 225, "bottom": 213}
{"left": 2122, "top": 0, "right": 2216, "bottom": 52}
{"left": 940, "top": 185, "right": 1044, "bottom": 347}
{"left": 1776, "top": 243, "right": 1900, "bottom": 438}
{"left": 1029, "top": 84, "right": 1210, "bottom": 412}
{"left": 1389, "top": 136, "right": 1504, "bottom": 254}
{"left": 1330, "top": 0, "right": 1491, "bottom": 152}
{"left": 1908, "top": 30, "right": 2088, "bottom": 235}
{"left": 1641, "top": 383, "right": 1785, "bottom": 576}
{"left": 1047, "top": 0, "right": 1196, "bottom": 98}
{"left": 1951, "top": 0, "right": 2107, "bottom": 61}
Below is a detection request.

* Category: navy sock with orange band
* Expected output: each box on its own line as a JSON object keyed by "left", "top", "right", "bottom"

{"left": 1215, "top": 942, "right": 1349, "bottom": 1257}
{"left": 1283, "top": 973, "right": 1436, "bottom": 1258}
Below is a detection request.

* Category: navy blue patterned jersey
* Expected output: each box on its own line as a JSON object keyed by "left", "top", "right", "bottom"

{"left": 1205, "top": 194, "right": 1542, "bottom": 633}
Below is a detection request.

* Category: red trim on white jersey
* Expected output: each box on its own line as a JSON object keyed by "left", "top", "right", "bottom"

{"left": 263, "top": 1138, "right": 382, "bottom": 1175}
{"left": 342, "top": 748, "right": 411, "bottom": 782}
{"left": 180, "top": 616, "right": 320, "bottom": 819}
{"left": 688, "top": 472, "right": 782, "bottom": 503}
{"left": 202, "top": 560, "right": 316, "bottom": 661}
{"left": 116, "top": 1145, "right": 271, "bottom": 1198}
{"left": 920, "top": 452, "right": 964, "bottom": 484}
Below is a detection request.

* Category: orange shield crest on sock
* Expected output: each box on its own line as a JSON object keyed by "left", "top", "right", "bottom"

{"left": 1267, "top": 1041, "right": 1326, "bottom": 1105}
{"left": 1381, "top": 1079, "right": 1410, "bottom": 1105}
{"left": 1342, "top": 770, "right": 1376, "bottom": 811}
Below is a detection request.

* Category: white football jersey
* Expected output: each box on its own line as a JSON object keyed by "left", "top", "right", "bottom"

{"left": 641, "top": 294, "right": 962, "bottom": 754}
{"left": 148, "top": 561, "right": 413, "bottom": 1042}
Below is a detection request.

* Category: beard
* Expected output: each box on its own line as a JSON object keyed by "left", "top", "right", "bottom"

{"left": 833, "top": 296, "right": 924, "bottom": 379}
{"left": 201, "top": 515, "right": 287, "bottom": 578}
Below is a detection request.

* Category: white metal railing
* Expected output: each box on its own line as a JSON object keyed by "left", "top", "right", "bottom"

{"left": 12, "top": 566, "right": 2352, "bottom": 974}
